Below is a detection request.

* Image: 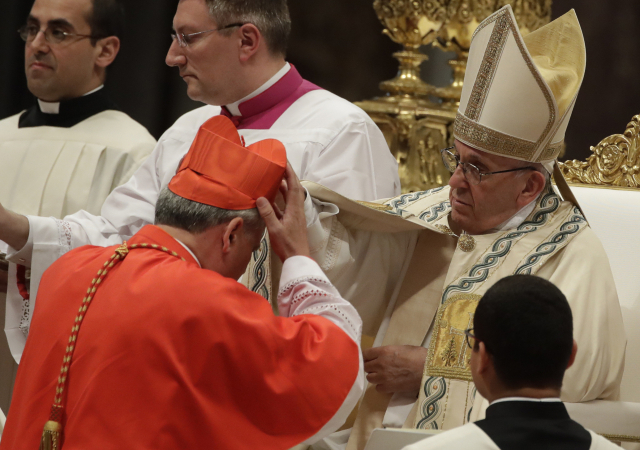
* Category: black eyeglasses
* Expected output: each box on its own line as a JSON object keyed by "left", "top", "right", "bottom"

{"left": 18, "top": 24, "right": 99, "bottom": 45}
{"left": 464, "top": 328, "right": 478, "bottom": 350}
{"left": 171, "top": 23, "right": 246, "bottom": 48}
{"left": 441, "top": 146, "right": 538, "bottom": 186}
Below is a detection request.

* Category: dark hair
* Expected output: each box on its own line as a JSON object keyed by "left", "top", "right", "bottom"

{"left": 474, "top": 275, "right": 574, "bottom": 390}
{"left": 205, "top": 0, "right": 291, "bottom": 56}
{"left": 85, "top": 0, "right": 125, "bottom": 44}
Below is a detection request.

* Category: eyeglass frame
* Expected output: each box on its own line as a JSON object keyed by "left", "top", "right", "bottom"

{"left": 464, "top": 328, "right": 478, "bottom": 350}
{"left": 440, "top": 146, "right": 538, "bottom": 185}
{"left": 18, "top": 24, "right": 101, "bottom": 45}
{"left": 171, "top": 23, "right": 246, "bottom": 48}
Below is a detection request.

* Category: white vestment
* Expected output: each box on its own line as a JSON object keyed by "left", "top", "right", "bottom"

{"left": 289, "top": 183, "right": 625, "bottom": 450}
{"left": 0, "top": 95, "right": 155, "bottom": 428}
{"left": 1, "top": 107, "right": 155, "bottom": 357}
{"left": 4, "top": 64, "right": 400, "bottom": 361}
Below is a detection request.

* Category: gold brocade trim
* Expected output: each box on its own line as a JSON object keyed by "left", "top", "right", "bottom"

{"left": 540, "top": 141, "right": 564, "bottom": 161}
{"left": 600, "top": 433, "right": 640, "bottom": 444}
{"left": 465, "top": 13, "right": 510, "bottom": 121}
{"left": 455, "top": 113, "right": 537, "bottom": 159}
{"left": 354, "top": 200, "right": 393, "bottom": 211}
{"left": 426, "top": 293, "right": 482, "bottom": 382}
{"left": 456, "top": 7, "right": 558, "bottom": 162}
{"left": 455, "top": 113, "right": 564, "bottom": 162}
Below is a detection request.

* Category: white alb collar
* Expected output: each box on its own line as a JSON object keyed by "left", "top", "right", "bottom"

{"left": 489, "top": 192, "right": 541, "bottom": 233}
{"left": 491, "top": 396, "right": 561, "bottom": 406}
{"left": 37, "top": 85, "right": 104, "bottom": 115}
{"left": 174, "top": 238, "right": 201, "bottom": 267}
{"left": 225, "top": 63, "right": 290, "bottom": 116}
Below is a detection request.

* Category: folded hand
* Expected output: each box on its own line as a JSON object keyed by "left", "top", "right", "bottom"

{"left": 363, "top": 345, "right": 429, "bottom": 394}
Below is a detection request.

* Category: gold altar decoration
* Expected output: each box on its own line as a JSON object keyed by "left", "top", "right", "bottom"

{"left": 357, "top": 0, "right": 552, "bottom": 192}
{"left": 559, "top": 115, "right": 640, "bottom": 188}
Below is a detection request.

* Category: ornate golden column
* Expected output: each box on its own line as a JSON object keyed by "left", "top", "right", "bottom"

{"left": 356, "top": 0, "right": 552, "bottom": 192}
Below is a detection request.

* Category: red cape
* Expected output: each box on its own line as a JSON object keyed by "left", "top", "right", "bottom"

{"left": 2, "top": 225, "right": 358, "bottom": 449}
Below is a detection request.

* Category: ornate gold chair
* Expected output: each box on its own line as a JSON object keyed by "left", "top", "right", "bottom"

{"left": 558, "top": 115, "right": 640, "bottom": 448}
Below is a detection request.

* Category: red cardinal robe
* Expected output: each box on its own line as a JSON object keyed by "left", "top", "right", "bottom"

{"left": 1, "top": 225, "right": 359, "bottom": 449}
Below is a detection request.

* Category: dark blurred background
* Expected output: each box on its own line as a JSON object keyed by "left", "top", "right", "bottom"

{"left": 1, "top": 0, "right": 638, "bottom": 161}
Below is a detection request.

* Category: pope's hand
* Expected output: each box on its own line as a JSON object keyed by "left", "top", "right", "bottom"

{"left": 363, "top": 345, "right": 429, "bottom": 394}
{"left": 257, "top": 163, "right": 311, "bottom": 262}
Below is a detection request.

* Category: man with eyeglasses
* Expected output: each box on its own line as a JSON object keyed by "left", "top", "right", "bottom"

{"left": 403, "top": 275, "right": 620, "bottom": 450}
{"left": 0, "top": 0, "right": 154, "bottom": 419}
{"left": 264, "top": 6, "right": 624, "bottom": 450}
{"left": 0, "top": 0, "right": 400, "bottom": 365}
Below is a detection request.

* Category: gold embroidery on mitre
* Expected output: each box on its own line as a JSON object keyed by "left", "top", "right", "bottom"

{"left": 455, "top": 7, "right": 558, "bottom": 162}
{"left": 426, "top": 293, "right": 482, "bottom": 382}
{"left": 540, "top": 141, "right": 564, "bottom": 161}
{"left": 465, "top": 12, "right": 511, "bottom": 121}
{"left": 455, "top": 113, "right": 537, "bottom": 160}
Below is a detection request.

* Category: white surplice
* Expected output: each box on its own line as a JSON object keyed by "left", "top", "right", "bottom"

{"left": 4, "top": 64, "right": 400, "bottom": 361}
{"left": 0, "top": 96, "right": 156, "bottom": 360}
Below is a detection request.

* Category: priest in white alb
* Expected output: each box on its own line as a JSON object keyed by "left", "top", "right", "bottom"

{"left": 0, "top": 0, "right": 155, "bottom": 421}
{"left": 256, "top": 6, "right": 626, "bottom": 450}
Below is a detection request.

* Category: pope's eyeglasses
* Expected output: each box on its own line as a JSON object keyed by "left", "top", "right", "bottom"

{"left": 18, "top": 24, "right": 98, "bottom": 45}
{"left": 441, "top": 146, "right": 538, "bottom": 186}
{"left": 171, "top": 23, "right": 246, "bottom": 48}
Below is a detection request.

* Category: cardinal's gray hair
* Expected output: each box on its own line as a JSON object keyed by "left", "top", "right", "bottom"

{"left": 154, "top": 187, "right": 263, "bottom": 235}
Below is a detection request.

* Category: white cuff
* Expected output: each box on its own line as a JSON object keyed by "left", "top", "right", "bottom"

{"left": 279, "top": 255, "right": 328, "bottom": 290}
{"left": 5, "top": 216, "right": 40, "bottom": 267}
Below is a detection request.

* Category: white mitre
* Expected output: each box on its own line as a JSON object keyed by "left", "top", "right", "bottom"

{"left": 455, "top": 5, "right": 585, "bottom": 166}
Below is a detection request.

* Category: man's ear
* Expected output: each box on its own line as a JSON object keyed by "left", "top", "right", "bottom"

{"left": 221, "top": 217, "right": 245, "bottom": 254}
{"left": 95, "top": 36, "right": 120, "bottom": 69}
{"left": 566, "top": 339, "right": 578, "bottom": 370}
{"left": 238, "top": 24, "right": 261, "bottom": 62}
{"left": 518, "top": 170, "right": 546, "bottom": 207}
{"left": 477, "top": 342, "right": 492, "bottom": 374}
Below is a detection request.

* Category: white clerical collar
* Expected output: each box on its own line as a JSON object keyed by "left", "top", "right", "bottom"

{"left": 489, "top": 193, "right": 541, "bottom": 233}
{"left": 174, "top": 238, "right": 201, "bottom": 267}
{"left": 37, "top": 85, "right": 104, "bottom": 115}
{"left": 225, "top": 63, "right": 291, "bottom": 116}
{"left": 491, "top": 396, "right": 562, "bottom": 406}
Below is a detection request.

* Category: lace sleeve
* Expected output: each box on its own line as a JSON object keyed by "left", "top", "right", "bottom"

{"left": 277, "top": 256, "right": 362, "bottom": 343}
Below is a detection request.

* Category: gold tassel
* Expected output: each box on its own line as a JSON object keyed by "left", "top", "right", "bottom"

{"left": 40, "top": 420, "right": 62, "bottom": 450}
